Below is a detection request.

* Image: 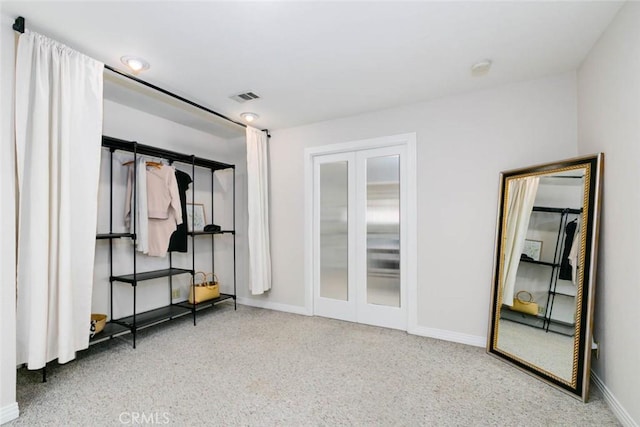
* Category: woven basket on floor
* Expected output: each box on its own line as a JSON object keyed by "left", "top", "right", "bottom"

{"left": 90, "top": 313, "right": 107, "bottom": 337}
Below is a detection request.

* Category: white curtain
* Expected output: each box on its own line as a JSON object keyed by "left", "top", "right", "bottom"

{"left": 501, "top": 176, "right": 539, "bottom": 307}
{"left": 15, "top": 30, "right": 103, "bottom": 369}
{"left": 246, "top": 126, "right": 272, "bottom": 295}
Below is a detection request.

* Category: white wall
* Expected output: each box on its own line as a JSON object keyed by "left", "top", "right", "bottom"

{"left": 578, "top": 2, "right": 640, "bottom": 425}
{"left": 0, "top": 10, "right": 19, "bottom": 425}
{"left": 96, "top": 100, "right": 247, "bottom": 318}
{"left": 247, "top": 72, "right": 578, "bottom": 340}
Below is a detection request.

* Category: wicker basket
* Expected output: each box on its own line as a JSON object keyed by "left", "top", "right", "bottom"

{"left": 90, "top": 313, "right": 107, "bottom": 337}
{"left": 511, "top": 291, "right": 539, "bottom": 316}
{"left": 188, "top": 272, "right": 220, "bottom": 304}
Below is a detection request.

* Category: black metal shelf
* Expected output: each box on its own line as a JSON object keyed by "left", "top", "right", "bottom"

{"left": 501, "top": 315, "right": 575, "bottom": 337}
{"left": 502, "top": 305, "right": 545, "bottom": 320}
{"left": 89, "top": 321, "right": 130, "bottom": 343}
{"left": 532, "top": 206, "right": 582, "bottom": 214}
{"left": 111, "top": 305, "right": 192, "bottom": 329}
{"left": 90, "top": 298, "right": 235, "bottom": 345}
{"left": 549, "top": 290, "right": 576, "bottom": 297}
{"left": 520, "top": 258, "right": 558, "bottom": 267}
{"left": 103, "top": 136, "right": 234, "bottom": 171}
{"left": 188, "top": 230, "right": 235, "bottom": 236}
{"left": 174, "top": 293, "right": 235, "bottom": 310}
{"left": 549, "top": 318, "right": 575, "bottom": 327}
{"left": 96, "top": 232, "right": 134, "bottom": 240}
{"left": 502, "top": 306, "right": 575, "bottom": 326}
{"left": 111, "top": 268, "right": 193, "bottom": 284}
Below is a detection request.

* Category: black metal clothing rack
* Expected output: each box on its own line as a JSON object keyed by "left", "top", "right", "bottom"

{"left": 503, "top": 206, "right": 582, "bottom": 336}
{"left": 37, "top": 137, "right": 239, "bottom": 381}
{"left": 539, "top": 207, "right": 581, "bottom": 334}
{"left": 95, "top": 136, "right": 237, "bottom": 349}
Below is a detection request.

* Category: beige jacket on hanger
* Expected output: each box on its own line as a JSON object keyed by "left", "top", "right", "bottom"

{"left": 146, "top": 164, "right": 183, "bottom": 257}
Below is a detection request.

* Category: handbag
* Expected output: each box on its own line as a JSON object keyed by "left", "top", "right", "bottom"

{"left": 511, "top": 290, "right": 539, "bottom": 316}
{"left": 188, "top": 271, "right": 220, "bottom": 304}
{"left": 90, "top": 313, "right": 107, "bottom": 338}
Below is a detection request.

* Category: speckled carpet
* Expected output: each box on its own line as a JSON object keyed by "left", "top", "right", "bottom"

{"left": 9, "top": 304, "right": 619, "bottom": 426}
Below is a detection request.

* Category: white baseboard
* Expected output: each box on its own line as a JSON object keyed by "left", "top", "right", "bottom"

{"left": 0, "top": 402, "right": 19, "bottom": 425}
{"left": 238, "top": 299, "right": 485, "bottom": 347}
{"left": 232, "top": 300, "right": 635, "bottom": 427}
{"left": 236, "top": 297, "right": 312, "bottom": 316}
{"left": 408, "top": 325, "right": 486, "bottom": 348}
{"left": 591, "top": 371, "right": 638, "bottom": 427}
{"left": 237, "top": 298, "right": 487, "bottom": 349}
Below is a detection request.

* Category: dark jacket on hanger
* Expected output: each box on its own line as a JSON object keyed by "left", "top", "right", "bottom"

{"left": 559, "top": 219, "right": 577, "bottom": 280}
{"left": 168, "top": 169, "right": 192, "bottom": 252}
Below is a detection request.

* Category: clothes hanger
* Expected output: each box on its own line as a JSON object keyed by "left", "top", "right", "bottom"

{"left": 145, "top": 161, "right": 163, "bottom": 169}
{"left": 122, "top": 159, "right": 163, "bottom": 169}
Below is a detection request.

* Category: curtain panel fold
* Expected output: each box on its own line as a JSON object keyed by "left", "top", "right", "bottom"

{"left": 15, "top": 30, "right": 104, "bottom": 369}
{"left": 246, "top": 127, "right": 272, "bottom": 295}
{"left": 501, "top": 176, "right": 539, "bottom": 307}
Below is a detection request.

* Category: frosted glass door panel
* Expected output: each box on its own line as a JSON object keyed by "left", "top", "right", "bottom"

{"left": 366, "top": 155, "right": 400, "bottom": 307}
{"left": 319, "top": 161, "right": 349, "bottom": 301}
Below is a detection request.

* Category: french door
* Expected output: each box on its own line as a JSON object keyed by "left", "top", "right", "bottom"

{"left": 313, "top": 145, "right": 407, "bottom": 330}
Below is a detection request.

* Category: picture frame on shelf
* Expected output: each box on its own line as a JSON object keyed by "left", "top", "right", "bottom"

{"left": 186, "top": 203, "right": 206, "bottom": 231}
{"left": 522, "top": 239, "right": 543, "bottom": 261}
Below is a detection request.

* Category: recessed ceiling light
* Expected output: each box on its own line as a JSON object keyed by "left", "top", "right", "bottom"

{"left": 240, "top": 112, "right": 259, "bottom": 123}
{"left": 471, "top": 59, "right": 492, "bottom": 77}
{"left": 120, "top": 55, "right": 150, "bottom": 74}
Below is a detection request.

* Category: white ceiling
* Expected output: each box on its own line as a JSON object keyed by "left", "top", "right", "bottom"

{"left": 2, "top": 1, "right": 624, "bottom": 137}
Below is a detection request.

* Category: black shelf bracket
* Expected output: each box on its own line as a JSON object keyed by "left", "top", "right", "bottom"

{"left": 13, "top": 16, "right": 25, "bottom": 33}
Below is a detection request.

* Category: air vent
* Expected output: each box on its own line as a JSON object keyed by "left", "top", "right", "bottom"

{"left": 230, "top": 91, "right": 261, "bottom": 103}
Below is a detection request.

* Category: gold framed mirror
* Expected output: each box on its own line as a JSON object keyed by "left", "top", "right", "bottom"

{"left": 487, "top": 153, "right": 603, "bottom": 401}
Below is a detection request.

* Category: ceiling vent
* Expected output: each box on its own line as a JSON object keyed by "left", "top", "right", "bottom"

{"left": 230, "top": 91, "right": 261, "bottom": 103}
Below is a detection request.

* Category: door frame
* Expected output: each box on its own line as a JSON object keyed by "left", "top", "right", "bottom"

{"left": 304, "top": 133, "right": 417, "bottom": 331}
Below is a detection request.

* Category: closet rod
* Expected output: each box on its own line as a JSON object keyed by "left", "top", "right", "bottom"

{"left": 532, "top": 206, "right": 582, "bottom": 215}
{"left": 12, "top": 16, "right": 271, "bottom": 136}
{"left": 103, "top": 135, "right": 234, "bottom": 171}
{"left": 103, "top": 64, "right": 249, "bottom": 131}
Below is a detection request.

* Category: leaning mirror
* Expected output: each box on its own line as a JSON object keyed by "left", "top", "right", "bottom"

{"left": 488, "top": 154, "right": 603, "bottom": 401}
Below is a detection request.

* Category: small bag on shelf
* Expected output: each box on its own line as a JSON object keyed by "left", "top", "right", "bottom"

{"left": 90, "top": 313, "right": 107, "bottom": 338}
{"left": 188, "top": 271, "right": 220, "bottom": 304}
{"left": 511, "top": 290, "right": 539, "bottom": 316}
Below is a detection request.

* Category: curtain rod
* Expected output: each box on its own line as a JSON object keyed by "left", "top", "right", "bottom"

{"left": 103, "top": 64, "right": 248, "bottom": 130}
{"left": 12, "top": 16, "right": 271, "bottom": 137}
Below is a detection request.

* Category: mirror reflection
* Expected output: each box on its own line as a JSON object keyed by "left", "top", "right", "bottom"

{"left": 488, "top": 154, "right": 603, "bottom": 401}
{"left": 498, "top": 168, "right": 584, "bottom": 382}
